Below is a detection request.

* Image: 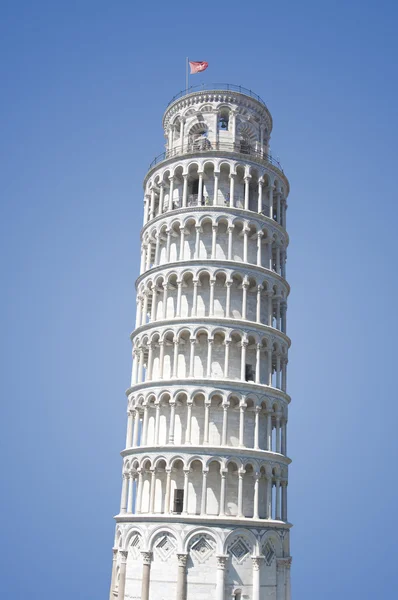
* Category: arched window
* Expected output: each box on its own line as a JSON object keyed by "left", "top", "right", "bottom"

{"left": 218, "top": 109, "right": 229, "bottom": 131}
{"left": 233, "top": 591, "right": 242, "bottom": 600}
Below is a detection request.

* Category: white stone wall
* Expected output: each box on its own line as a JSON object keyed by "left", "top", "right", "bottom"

{"left": 110, "top": 88, "right": 292, "bottom": 600}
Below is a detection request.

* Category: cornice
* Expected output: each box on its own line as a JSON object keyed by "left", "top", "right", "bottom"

{"left": 114, "top": 513, "right": 293, "bottom": 529}
{"left": 131, "top": 316, "right": 291, "bottom": 347}
{"left": 135, "top": 259, "right": 290, "bottom": 295}
{"left": 120, "top": 445, "right": 292, "bottom": 465}
{"left": 143, "top": 149, "right": 289, "bottom": 193}
{"left": 140, "top": 205, "right": 289, "bottom": 246}
{"left": 125, "top": 378, "right": 291, "bottom": 404}
{"left": 163, "top": 89, "right": 273, "bottom": 131}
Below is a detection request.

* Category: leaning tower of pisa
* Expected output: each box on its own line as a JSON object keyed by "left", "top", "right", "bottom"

{"left": 109, "top": 84, "right": 292, "bottom": 600}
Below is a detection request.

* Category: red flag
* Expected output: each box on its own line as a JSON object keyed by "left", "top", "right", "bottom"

{"left": 189, "top": 61, "right": 209, "bottom": 74}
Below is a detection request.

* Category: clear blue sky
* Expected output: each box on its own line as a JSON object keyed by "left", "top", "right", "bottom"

{"left": 1, "top": 1, "right": 397, "bottom": 598}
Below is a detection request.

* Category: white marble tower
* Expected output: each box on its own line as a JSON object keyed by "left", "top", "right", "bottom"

{"left": 110, "top": 84, "right": 292, "bottom": 600}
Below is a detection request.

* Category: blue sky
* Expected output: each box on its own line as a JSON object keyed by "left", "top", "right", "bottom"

{"left": 1, "top": 1, "right": 397, "bottom": 598}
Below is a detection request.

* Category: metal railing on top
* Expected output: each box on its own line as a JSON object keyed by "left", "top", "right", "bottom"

{"left": 167, "top": 83, "right": 268, "bottom": 108}
{"left": 149, "top": 141, "right": 283, "bottom": 172}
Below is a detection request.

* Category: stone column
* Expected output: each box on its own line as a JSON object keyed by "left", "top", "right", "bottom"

{"left": 176, "top": 553, "right": 188, "bottom": 600}
{"left": 207, "top": 338, "right": 213, "bottom": 377}
{"left": 182, "top": 174, "right": 188, "bottom": 207}
{"left": 266, "top": 476, "right": 273, "bottom": 519}
{"left": 132, "top": 409, "right": 140, "bottom": 446}
{"left": 168, "top": 177, "right": 174, "bottom": 211}
{"left": 127, "top": 473, "right": 134, "bottom": 513}
{"left": 136, "top": 469, "right": 144, "bottom": 513}
{"left": 120, "top": 473, "right": 128, "bottom": 514}
{"left": 125, "top": 410, "right": 134, "bottom": 449}
{"left": 254, "top": 406, "right": 260, "bottom": 449}
{"left": 221, "top": 402, "right": 228, "bottom": 445}
{"left": 186, "top": 400, "right": 193, "bottom": 443}
{"left": 224, "top": 339, "right": 230, "bottom": 378}
{"left": 117, "top": 550, "right": 128, "bottom": 600}
{"left": 135, "top": 296, "right": 142, "bottom": 328}
{"left": 253, "top": 472, "right": 260, "bottom": 519}
{"left": 164, "top": 468, "right": 172, "bottom": 513}
{"left": 252, "top": 555, "right": 265, "bottom": 600}
{"left": 268, "top": 239, "right": 273, "bottom": 270}
{"left": 149, "top": 469, "right": 156, "bottom": 513}
{"left": 209, "top": 278, "right": 216, "bottom": 316}
{"left": 282, "top": 480, "right": 288, "bottom": 522}
{"left": 213, "top": 171, "right": 219, "bottom": 205}
{"left": 276, "top": 414, "right": 281, "bottom": 452}
{"left": 276, "top": 559, "right": 286, "bottom": 600}
{"left": 141, "top": 552, "right": 153, "bottom": 600}
{"left": 151, "top": 288, "right": 158, "bottom": 321}
{"left": 267, "top": 346, "right": 273, "bottom": 386}
{"left": 162, "top": 285, "right": 168, "bottom": 319}
{"left": 168, "top": 401, "right": 176, "bottom": 444}
{"left": 198, "top": 172, "right": 203, "bottom": 205}
{"left": 159, "top": 340, "right": 165, "bottom": 378}
{"left": 192, "top": 279, "right": 198, "bottom": 316}
{"left": 255, "top": 344, "right": 261, "bottom": 384}
{"left": 109, "top": 547, "right": 118, "bottom": 600}
{"left": 176, "top": 281, "right": 182, "bottom": 317}
{"left": 242, "top": 280, "right": 248, "bottom": 319}
{"left": 243, "top": 228, "right": 248, "bottom": 262}
{"left": 189, "top": 338, "right": 195, "bottom": 377}
{"left": 201, "top": 469, "right": 208, "bottom": 515}
{"left": 285, "top": 558, "right": 292, "bottom": 600}
{"left": 269, "top": 184, "right": 274, "bottom": 219}
{"left": 204, "top": 400, "right": 211, "bottom": 443}
{"left": 241, "top": 340, "right": 248, "bottom": 381}
{"left": 220, "top": 469, "right": 227, "bottom": 515}
{"left": 211, "top": 225, "right": 217, "bottom": 258}
{"left": 179, "top": 226, "right": 185, "bottom": 260}
{"left": 142, "top": 292, "right": 149, "bottom": 326}
{"left": 275, "top": 478, "right": 281, "bottom": 520}
{"left": 154, "top": 403, "right": 161, "bottom": 445}
{"left": 244, "top": 176, "right": 250, "bottom": 210}
{"left": 145, "top": 242, "right": 152, "bottom": 271}
{"left": 142, "top": 404, "right": 149, "bottom": 445}
{"left": 195, "top": 226, "right": 201, "bottom": 259}
{"left": 239, "top": 402, "right": 246, "bottom": 446}
{"left": 173, "top": 339, "right": 179, "bottom": 377}
{"left": 215, "top": 555, "right": 228, "bottom": 600}
{"left": 266, "top": 411, "right": 272, "bottom": 451}
{"left": 237, "top": 470, "right": 244, "bottom": 517}
{"left": 150, "top": 188, "right": 156, "bottom": 220}
{"left": 158, "top": 181, "right": 165, "bottom": 214}
{"left": 229, "top": 174, "right": 235, "bottom": 207}
{"left": 131, "top": 350, "right": 138, "bottom": 385}
{"left": 147, "top": 343, "right": 154, "bottom": 381}
{"left": 258, "top": 179, "right": 263, "bottom": 213}
{"left": 257, "top": 233, "right": 263, "bottom": 266}
{"left": 227, "top": 225, "right": 234, "bottom": 259}
{"left": 225, "top": 281, "right": 231, "bottom": 317}
{"left": 183, "top": 469, "right": 190, "bottom": 514}
{"left": 166, "top": 229, "right": 172, "bottom": 261}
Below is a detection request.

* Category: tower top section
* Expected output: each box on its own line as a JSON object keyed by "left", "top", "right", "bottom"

{"left": 148, "top": 83, "right": 284, "bottom": 178}
{"left": 163, "top": 82, "right": 273, "bottom": 134}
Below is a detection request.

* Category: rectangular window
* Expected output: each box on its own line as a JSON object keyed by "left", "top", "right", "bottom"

{"left": 245, "top": 364, "right": 255, "bottom": 382}
{"left": 173, "top": 489, "right": 184, "bottom": 514}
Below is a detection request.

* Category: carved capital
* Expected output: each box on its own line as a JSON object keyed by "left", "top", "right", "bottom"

{"left": 141, "top": 551, "right": 153, "bottom": 565}
{"left": 216, "top": 554, "right": 229, "bottom": 569}
{"left": 177, "top": 553, "right": 188, "bottom": 567}
{"left": 119, "top": 550, "right": 128, "bottom": 563}
{"left": 252, "top": 555, "right": 265, "bottom": 570}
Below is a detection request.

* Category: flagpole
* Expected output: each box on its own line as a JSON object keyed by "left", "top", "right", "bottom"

{"left": 186, "top": 57, "right": 189, "bottom": 92}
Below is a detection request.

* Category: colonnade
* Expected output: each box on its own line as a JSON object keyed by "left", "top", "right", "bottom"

{"left": 143, "top": 168, "right": 287, "bottom": 229}
{"left": 112, "top": 548, "right": 291, "bottom": 600}
{"left": 120, "top": 464, "right": 288, "bottom": 522}
{"left": 140, "top": 220, "right": 287, "bottom": 277}
{"left": 131, "top": 331, "right": 288, "bottom": 391}
{"left": 136, "top": 275, "right": 287, "bottom": 333}
{"left": 125, "top": 399, "right": 287, "bottom": 453}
